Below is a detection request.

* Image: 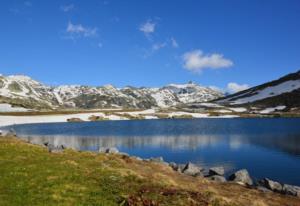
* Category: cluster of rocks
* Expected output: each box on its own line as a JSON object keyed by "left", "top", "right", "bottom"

{"left": 168, "top": 162, "right": 228, "bottom": 183}
{"left": 168, "top": 161, "right": 300, "bottom": 198}
{"left": 257, "top": 178, "right": 300, "bottom": 197}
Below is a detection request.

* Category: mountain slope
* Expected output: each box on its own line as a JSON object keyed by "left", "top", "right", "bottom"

{"left": 0, "top": 75, "right": 223, "bottom": 110}
{"left": 217, "top": 70, "right": 300, "bottom": 109}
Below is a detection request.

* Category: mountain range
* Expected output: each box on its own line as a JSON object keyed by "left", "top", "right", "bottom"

{"left": 0, "top": 75, "right": 223, "bottom": 110}
{"left": 0, "top": 70, "right": 299, "bottom": 112}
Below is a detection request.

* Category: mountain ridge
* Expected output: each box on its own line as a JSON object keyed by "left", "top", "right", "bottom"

{"left": 0, "top": 74, "right": 223, "bottom": 110}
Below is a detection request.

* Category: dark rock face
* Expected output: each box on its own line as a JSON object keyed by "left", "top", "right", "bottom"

{"left": 283, "top": 184, "right": 300, "bottom": 197}
{"left": 208, "top": 175, "right": 226, "bottom": 183}
{"left": 209, "top": 167, "right": 225, "bottom": 176}
{"left": 228, "top": 169, "right": 253, "bottom": 185}
{"left": 182, "top": 162, "right": 203, "bottom": 177}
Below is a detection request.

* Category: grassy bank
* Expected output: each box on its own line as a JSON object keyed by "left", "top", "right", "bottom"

{"left": 0, "top": 136, "right": 299, "bottom": 206}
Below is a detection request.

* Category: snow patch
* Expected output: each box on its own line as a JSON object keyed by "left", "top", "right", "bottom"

{"left": 0, "top": 104, "right": 30, "bottom": 112}
{"left": 259, "top": 106, "right": 286, "bottom": 114}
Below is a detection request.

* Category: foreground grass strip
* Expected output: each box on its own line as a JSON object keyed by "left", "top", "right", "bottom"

{"left": 0, "top": 136, "right": 299, "bottom": 206}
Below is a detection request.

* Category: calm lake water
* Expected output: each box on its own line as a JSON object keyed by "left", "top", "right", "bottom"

{"left": 4, "top": 118, "right": 300, "bottom": 185}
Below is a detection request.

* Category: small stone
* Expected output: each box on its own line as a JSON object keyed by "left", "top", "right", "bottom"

{"left": 209, "top": 167, "right": 225, "bottom": 176}
{"left": 229, "top": 169, "right": 253, "bottom": 185}
{"left": 209, "top": 175, "right": 226, "bottom": 183}
{"left": 182, "top": 162, "right": 202, "bottom": 177}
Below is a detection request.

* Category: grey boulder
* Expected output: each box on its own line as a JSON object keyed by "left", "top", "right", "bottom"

{"left": 229, "top": 169, "right": 253, "bottom": 185}
{"left": 182, "top": 162, "right": 203, "bottom": 177}
{"left": 209, "top": 175, "right": 226, "bottom": 183}
{"left": 209, "top": 167, "right": 225, "bottom": 176}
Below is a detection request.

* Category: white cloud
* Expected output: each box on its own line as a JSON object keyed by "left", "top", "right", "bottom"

{"left": 227, "top": 82, "right": 250, "bottom": 93}
{"left": 98, "top": 42, "right": 103, "bottom": 48}
{"left": 182, "top": 50, "right": 233, "bottom": 72}
{"left": 139, "top": 21, "right": 156, "bottom": 35}
{"left": 61, "top": 4, "right": 74, "bottom": 12}
{"left": 66, "top": 22, "right": 97, "bottom": 38}
{"left": 170, "top": 37, "right": 179, "bottom": 48}
{"left": 152, "top": 42, "right": 166, "bottom": 51}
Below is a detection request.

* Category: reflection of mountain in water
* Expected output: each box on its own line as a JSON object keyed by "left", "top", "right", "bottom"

{"left": 20, "top": 134, "right": 224, "bottom": 151}
{"left": 18, "top": 133, "right": 300, "bottom": 157}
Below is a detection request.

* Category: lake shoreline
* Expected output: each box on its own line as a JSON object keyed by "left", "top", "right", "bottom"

{"left": 1, "top": 134, "right": 300, "bottom": 205}
{"left": 1, "top": 108, "right": 300, "bottom": 127}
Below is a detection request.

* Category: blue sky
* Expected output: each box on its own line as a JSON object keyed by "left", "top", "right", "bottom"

{"left": 0, "top": 0, "right": 300, "bottom": 92}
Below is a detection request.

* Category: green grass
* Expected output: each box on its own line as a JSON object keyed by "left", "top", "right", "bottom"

{"left": 0, "top": 137, "right": 211, "bottom": 206}
{"left": 0, "top": 137, "right": 299, "bottom": 206}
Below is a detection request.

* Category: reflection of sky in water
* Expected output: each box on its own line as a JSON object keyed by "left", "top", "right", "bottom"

{"left": 5, "top": 118, "right": 300, "bottom": 185}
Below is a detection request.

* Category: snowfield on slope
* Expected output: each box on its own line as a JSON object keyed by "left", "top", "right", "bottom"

{"left": 230, "top": 80, "right": 300, "bottom": 104}
{"left": 0, "top": 110, "right": 239, "bottom": 127}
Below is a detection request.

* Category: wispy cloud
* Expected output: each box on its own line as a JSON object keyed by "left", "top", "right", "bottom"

{"left": 226, "top": 82, "right": 250, "bottom": 93}
{"left": 170, "top": 37, "right": 179, "bottom": 48}
{"left": 152, "top": 42, "right": 166, "bottom": 51}
{"left": 60, "top": 4, "right": 75, "bottom": 12}
{"left": 66, "top": 22, "right": 97, "bottom": 38}
{"left": 139, "top": 20, "right": 156, "bottom": 37}
{"left": 182, "top": 50, "right": 233, "bottom": 73}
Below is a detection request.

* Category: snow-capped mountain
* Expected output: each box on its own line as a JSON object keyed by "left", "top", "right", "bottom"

{"left": 217, "top": 70, "right": 300, "bottom": 109}
{"left": 0, "top": 74, "right": 223, "bottom": 110}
